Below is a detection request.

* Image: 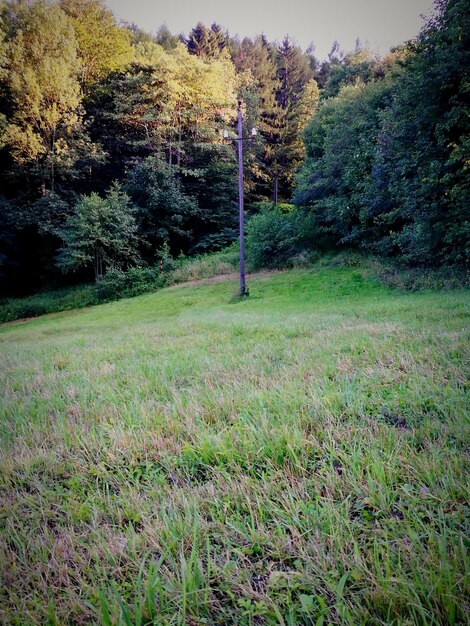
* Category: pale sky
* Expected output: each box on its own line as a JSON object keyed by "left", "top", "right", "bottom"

{"left": 105, "top": 0, "right": 436, "bottom": 59}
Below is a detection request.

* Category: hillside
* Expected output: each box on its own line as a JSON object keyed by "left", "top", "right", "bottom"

{"left": 0, "top": 267, "right": 469, "bottom": 625}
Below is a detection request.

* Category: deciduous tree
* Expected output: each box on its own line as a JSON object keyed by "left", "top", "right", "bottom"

{"left": 57, "top": 183, "right": 139, "bottom": 280}
{"left": 60, "top": 0, "right": 133, "bottom": 85}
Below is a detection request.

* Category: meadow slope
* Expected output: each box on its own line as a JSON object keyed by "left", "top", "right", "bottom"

{"left": 0, "top": 266, "right": 469, "bottom": 625}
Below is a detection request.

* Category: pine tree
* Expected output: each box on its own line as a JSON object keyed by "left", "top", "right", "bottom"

{"left": 230, "top": 35, "right": 283, "bottom": 202}
{"left": 187, "top": 22, "right": 226, "bottom": 58}
{"left": 274, "top": 37, "right": 316, "bottom": 200}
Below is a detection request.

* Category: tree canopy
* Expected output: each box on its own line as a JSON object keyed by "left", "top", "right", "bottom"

{"left": 0, "top": 0, "right": 467, "bottom": 295}
{"left": 295, "top": 0, "right": 469, "bottom": 266}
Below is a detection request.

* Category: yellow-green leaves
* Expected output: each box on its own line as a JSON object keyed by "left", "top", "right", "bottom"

{"left": 4, "top": 1, "right": 81, "bottom": 166}
{"left": 60, "top": 0, "right": 133, "bottom": 84}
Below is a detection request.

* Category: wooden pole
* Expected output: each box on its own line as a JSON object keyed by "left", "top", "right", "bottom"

{"left": 237, "top": 100, "right": 246, "bottom": 296}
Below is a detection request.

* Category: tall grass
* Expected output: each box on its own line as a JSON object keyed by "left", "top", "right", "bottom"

{"left": 0, "top": 265, "right": 468, "bottom": 624}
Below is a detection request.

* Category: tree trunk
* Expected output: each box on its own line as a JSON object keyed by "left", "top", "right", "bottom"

{"left": 177, "top": 113, "right": 182, "bottom": 169}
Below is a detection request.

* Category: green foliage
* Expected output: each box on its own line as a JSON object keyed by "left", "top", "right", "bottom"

{"left": 2, "top": 251, "right": 465, "bottom": 324}
{"left": 96, "top": 40, "right": 236, "bottom": 159}
{"left": 95, "top": 265, "right": 166, "bottom": 301}
{"left": 126, "top": 157, "right": 199, "bottom": 257}
{"left": 154, "top": 24, "right": 181, "bottom": 50}
{"left": 169, "top": 244, "right": 239, "bottom": 283}
{"left": 1, "top": 0, "right": 85, "bottom": 188}
{"left": 246, "top": 206, "right": 317, "bottom": 270}
{"left": 183, "top": 143, "right": 238, "bottom": 250}
{"left": 273, "top": 38, "right": 319, "bottom": 200}
{"left": 229, "top": 34, "right": 319, "bottom": 203}
{"left": 0, "top": 245, "right": 239, "bottom": 322}
{"left": 231, "top": 36, "right": 282, "bottom": 201}
{"left": 321, "top": 47, "right": 376, "bottom": 99}
{"left": 0, "top": 284, "right": 97, "bottom": 323}
{"left": 186, "top": 21, "right": 228, "bottom": 58}
{"left": 0, "top": 0, "right": 468, "bottom": 298}
{"left": 295, "top": 0, "right": 470, "bottom": 267}
{"left": 60, "top": 0, "right": 133, "bottom": 84}
{"left": 191, "top": 228, "right": 238, "bottom": 253}
{"left": 295, "top": 80, "right": 394, "bottom": 247}
{"left": 57, "top": 183, "right": 139, "bottom": 280}
{"left": 251, "top": 201, "right": 296, "bottom": 213}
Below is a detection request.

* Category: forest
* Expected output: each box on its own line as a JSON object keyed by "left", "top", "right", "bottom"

{"left": 0, "top": 0, "right": 468, "bottom": 298}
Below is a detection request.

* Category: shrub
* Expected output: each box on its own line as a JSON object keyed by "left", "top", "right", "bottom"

{"left": 96, "top": 266, "right": 166, "bottom": 301}
{"left": 369, "top": 260, "right": 469, "bottom": 291}
{"left": 250, "top": 201, "right": 296, "bottom": 214}
{"left": 169, "top": 244, "right": 239, "bottom": 284}
{"left": 245, "top": 207, "right": 317, "bottom": 270}
{"left": 0, "top": 247, "right": 242, "bottom": 324}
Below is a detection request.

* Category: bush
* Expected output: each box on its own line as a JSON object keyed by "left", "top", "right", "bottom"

{"left": 0, "top": 247, "right": 241, "bottom": 324}
{"left": 369, "top": 260, "right": 469, "bottom": 291}
{"left": 96, "top": 266, "right": 167, "bottom": 301}
{"left": 250, "top": 201, "right": 296, "bottom": 214}
{"left": 169, "top": 244, "right": 239, "bottom": 283}
{"left": 245, "top": 207, "right": 317, "bottom": 270}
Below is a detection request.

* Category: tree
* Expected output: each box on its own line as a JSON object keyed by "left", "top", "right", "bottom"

{"left": 186, "top": 22, "right": 227, "bottom": 58}
{"left": 274, "top": 37, "right": 316, "bottom": 200}
{"left": 0, "top": 6, "right": 8, "bottom": 83}
{"left": 315, "top": 41, "right": 345, "bottom": 89}
{"left": 126, "top": 157, "right": 199, "bottom": 258}
{"left": 322, "top": 47, "right": 376, "bottom": 99}
{"left": 182, "top": 142, "right": 238, "bottom": 251}
{"left": 57, "top": 183, "right": 139, "bottom": 280}
{"left": 355, "top": 0, "right": 470, "bottom": 265}
{"left": 276, "top": 36, "right": 312, "bottom": 110}
{"left": 60, "top": 0, "right": 133, "bottom": 85}
{"left": 155, "top": 24, "right": 181, "bottom": 50}
{"left": 295, "top": 80, "right": 394, "bottom": 249}
{"left": 230, "top": 35, "right": 283, "bottom": 202}
{"left": 2, "top": 1, "right": 84, "bottom": 192}
{"left": 86, "top": 40, "right": 238, "bottom": 254}
{"left": 295, "top": 0, "right": 469, "bottom": 267}
{"left": 92, "top": 41, "right": 236, "bottom": 166}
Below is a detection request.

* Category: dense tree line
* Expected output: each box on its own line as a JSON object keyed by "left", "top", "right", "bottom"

{"left": 295, "top": 0, "right": 469, "bottom": 267}
{"left": 0, "top": 0, "right": 467, "bottom": 297}
{"left": 0, "top": 0, "right": 323, "bottom": 295}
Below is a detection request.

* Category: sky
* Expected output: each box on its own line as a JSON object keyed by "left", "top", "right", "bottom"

{"left": 105, "top": 0, "right": 436, "bottom": 60}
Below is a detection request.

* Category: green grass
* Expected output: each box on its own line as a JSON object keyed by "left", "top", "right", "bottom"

{"left": 0, "top": 265, "right": 469, "bottom": 625}
{"left": 0, "top": 245, "right": 240, "bottom": 324}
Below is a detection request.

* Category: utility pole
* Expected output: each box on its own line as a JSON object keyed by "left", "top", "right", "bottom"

{"left": 237, "top": 100, "right": 246, "bottom": 297}
{"left": 224, "top": 101, "right": 257, "bottom": 297}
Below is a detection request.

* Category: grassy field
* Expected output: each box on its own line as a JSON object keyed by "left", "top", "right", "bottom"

{"left": 0, "top": 264, "right": 469, "bottom": 625}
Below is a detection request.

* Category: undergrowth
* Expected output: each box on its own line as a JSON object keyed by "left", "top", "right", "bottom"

{"left": 1, "top": 248, "right": 467, "bottom": 324}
